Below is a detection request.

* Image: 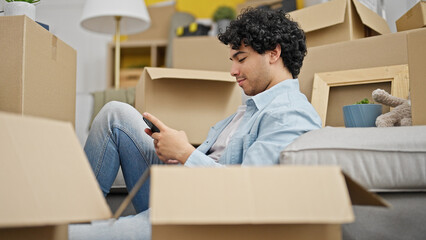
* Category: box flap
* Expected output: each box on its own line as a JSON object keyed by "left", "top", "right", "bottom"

{"left": 352, "top": 0, "right": 391, "bottom": 34}
{"left": 396, "top": 1, "right": 426, "bottom": 31}
{"left": 151, "top": 166, "right": 356, "bottom": 225}
{"left": 343, "top": 172, "right": 389, "bottom": 207}
{"left": 0, "top": 112, "right": 111, "bottom": 228}
{"left": 288, "top": 0, "right": 347, "bottom": 33}
{"left": 145, "top": 67, "right": 235, "bottom": 83}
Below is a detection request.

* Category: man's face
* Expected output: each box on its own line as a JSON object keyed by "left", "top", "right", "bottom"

{"left": 229, "top": 44, "right": 272, "bottom": 96}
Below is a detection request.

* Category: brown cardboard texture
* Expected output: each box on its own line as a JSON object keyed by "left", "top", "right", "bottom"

{"left": 237, "top": 0, "right": 282, "bottom": 14}
{"left": 135, "top": 67, "right": 241, "bottom": 145}
{"left": 126, "top": 4, "right": 175, "bottom": 41}
{"left": 0, "top": 112, "right": 112, "bottom": 239}
{"left": 288, "top": 0, "right": 390, "bottom": 48}
{"left": 172, "top": 36, "right": 231, "bottom": 72}
{"left": 299, "top": 28, "right": 426, "bottom": 126}
{"left": 150, "top": 166, "right": 387, "bottom": 240}
{"left": 396, "top": 1, "right": 426, "bottom": 32}
{"left": 0, "top": 16, "right": 77, "bottom": 127}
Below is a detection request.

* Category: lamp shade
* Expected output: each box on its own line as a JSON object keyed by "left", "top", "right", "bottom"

{"left": 80, "top": 0, "right": 151, "bottom": 35}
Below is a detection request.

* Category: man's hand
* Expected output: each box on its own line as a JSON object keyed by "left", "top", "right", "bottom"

{"left": 143, "top": 112, "right": 195, "bottom": 164}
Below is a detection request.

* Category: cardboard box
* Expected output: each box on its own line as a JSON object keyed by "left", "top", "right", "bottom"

{"left": 299, "top": 28, "right": 426, "bottom": 126}
{"left": 0, "top": 16, "right": 76, "bottom": 127}
{"left": 396, "top": 1, "right": 426, "bottom": 32}
{"left": 126, "top": 4, "right": 176, "bottom": 41}
{"left": 0, "top": 112, "right": 112, "bottom": 239}
{"left": 135, "top": 67, "right": 241, "bottom": 145}
{"left": 172, "top": 36, "right": 231, "bottom": 72}
{"left": 237, "top": 0, "right": 283, "bottom": 14}
{"left": 288, "top": 0, "right": 390, "bottom": 48}
{"left": 150, "top": 166, "right": 388, "bottom": 240}
{"left": 120, "top": 68, "right": 144, "bottom": 88}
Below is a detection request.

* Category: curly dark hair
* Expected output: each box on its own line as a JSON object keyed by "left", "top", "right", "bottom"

{"left": 218, "top": 8, "right": 307, "bottom": 78}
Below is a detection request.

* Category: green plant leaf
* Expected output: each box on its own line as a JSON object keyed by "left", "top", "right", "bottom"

{"left": 213, "top": 6, "right": 236, "bottom": 22}
{"left": 355, "top": 98, "right": 375, "bottom": 104}
{"left": 5, "top": 0, "right": 40, "bottom": 3}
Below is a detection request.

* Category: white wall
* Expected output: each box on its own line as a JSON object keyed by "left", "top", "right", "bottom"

{"left": 1, "top": 0, "right": 422, "bottom": 146}
{"left": 34, "top": 0, "right": 111, "bottom": 145}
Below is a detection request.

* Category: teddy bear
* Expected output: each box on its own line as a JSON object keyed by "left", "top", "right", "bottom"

{"left": 372, "top": 89, "right": 412, "bottom": 127}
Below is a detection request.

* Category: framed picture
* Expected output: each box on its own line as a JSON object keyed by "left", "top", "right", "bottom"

{"left": 311, "top": 64, "right": 409, "bottom": 127}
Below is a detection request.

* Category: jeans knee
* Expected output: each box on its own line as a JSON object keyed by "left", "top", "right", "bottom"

{"left": 92, "top": 101, "right": 136, "bottom": 129}
{"left": 102, "top": 101, "right": 131, "bottom": 114}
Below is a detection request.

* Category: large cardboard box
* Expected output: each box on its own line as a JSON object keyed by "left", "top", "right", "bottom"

{"left": 396, "top": 1, "right": 426, "bottom": 32}
{"left": 288, "top": 0, "right": 391, "bottom": 48}
{"left": 150, "top": 166, "right": 387, "bottom": 240}
{"left": 172, "top": 36, "right": 231, "bottom": 72}
{"left": 0, "top": 112, "right": 111, "bottom": 239}
{"left": 299, "top": 28, "right": 426, "bottom": 126}
{"left": 0, "top": 16, "right": 76, "bottom": 127}
{"left": 135, "top": 67, "right": 241, "bottom": 145}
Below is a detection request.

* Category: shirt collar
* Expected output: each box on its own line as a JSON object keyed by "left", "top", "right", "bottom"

{"left": 246, "top": 79, "right": 300, "bottom": 111}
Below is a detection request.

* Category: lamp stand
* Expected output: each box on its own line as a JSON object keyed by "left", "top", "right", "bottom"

{"left": 114, "top": 16, "right": 122, "bottom": 89}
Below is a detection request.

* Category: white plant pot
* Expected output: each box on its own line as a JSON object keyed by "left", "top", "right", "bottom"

{"left": 4, "top": 2, "right": 36, "bottom": 21}
{"left": 217, "top": 19, "right": 231, "bottom": 34}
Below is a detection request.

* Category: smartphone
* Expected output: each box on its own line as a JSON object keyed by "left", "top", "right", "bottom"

{"left": 143, "top": 117, "right": 160, "bottom": 133}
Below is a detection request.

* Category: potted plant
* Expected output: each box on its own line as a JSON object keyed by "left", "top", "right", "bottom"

{"left": 4, "top": 0, "right": 41, "bottom": 21}
{"left": 212, "top": 6, "right": 236, "bottom": 34}
{"left": 343, "top": 98, "right": 382, "bottom": 127}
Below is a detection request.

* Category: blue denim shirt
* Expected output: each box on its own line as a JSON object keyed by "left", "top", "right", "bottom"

{"left": 184, "top": 79, "right": 321, "bottom": 167}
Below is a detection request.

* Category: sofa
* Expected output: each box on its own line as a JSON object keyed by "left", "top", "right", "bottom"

{"left": 280, "top": 126, "right": 426, "bottom": 240}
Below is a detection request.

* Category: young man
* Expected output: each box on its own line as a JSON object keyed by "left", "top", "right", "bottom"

{"left": 69, "top": 8, "right": 321, "bottom": 240}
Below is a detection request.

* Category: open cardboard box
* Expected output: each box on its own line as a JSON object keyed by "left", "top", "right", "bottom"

{"left": 0, "top": 112, "right": 111, "bottom": 239}
{"left": 135, "top": 67, "right": 241, "bottom": 145}
{"left": 0, "top": 16, "right": 76, "bottom": 127}
{"left": 299, "top": 28, "right": 426, "bottom": 126}
{"left": 288, "top": 0, "right": 390, "bottom": 48}
{"left": 150, "top": 165, "right": 388, "bottom": 240}
{"left": 396, "top": 0, "right": 426, "bottom": 32}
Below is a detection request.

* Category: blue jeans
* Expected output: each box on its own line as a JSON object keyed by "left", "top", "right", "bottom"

{"left": 69, "top": 101, "right": 163, "bottom": 240}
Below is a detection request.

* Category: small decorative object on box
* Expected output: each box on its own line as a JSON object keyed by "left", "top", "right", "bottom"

{"left": 372, "top": 89, "right": 412, "bottom": 127}
{"left": 176, "top": 22, "right": 211, "bottom": 37}
{"left": 3, "top": 0, "right": 40, "bottom": 21}
{"left": 343, "top": 98, "right": 382, "bottom": 127}
{"left": 212, "top": 6, "right": 236, "bottom": 34}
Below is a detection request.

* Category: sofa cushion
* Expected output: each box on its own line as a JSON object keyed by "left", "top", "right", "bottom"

{"left": 280, "top": 126, "right": 426, "bottom": 192}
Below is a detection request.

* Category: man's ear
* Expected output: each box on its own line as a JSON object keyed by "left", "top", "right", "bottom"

{"left": 269, "top": 44, "right": 282, "bottom": 64}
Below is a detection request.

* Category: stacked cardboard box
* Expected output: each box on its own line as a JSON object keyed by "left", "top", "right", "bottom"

{"left": 0, "top": 16, "right": 77, "bottom": 127}
{"left": 299, "top": 28, "right": 426, "bottom": 126}
{"left": 288, "top": 0, "right": 390, "bottom": 48}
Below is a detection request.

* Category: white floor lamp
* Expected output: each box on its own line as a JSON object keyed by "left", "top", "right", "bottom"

{"left": 80, "top": 0, "right": 151, "bottom": 89}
